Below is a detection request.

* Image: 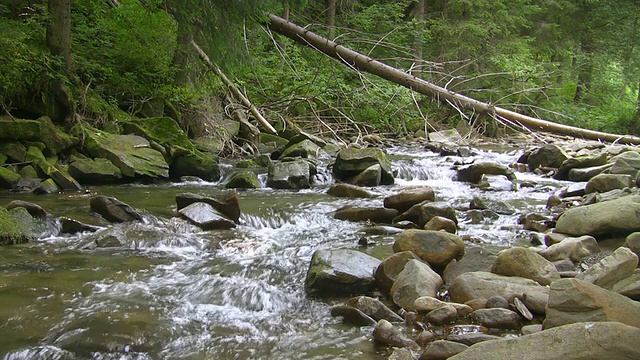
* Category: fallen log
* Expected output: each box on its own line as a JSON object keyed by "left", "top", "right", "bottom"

{"left": 266, "top": 14, "right": 640, "bottom": 145}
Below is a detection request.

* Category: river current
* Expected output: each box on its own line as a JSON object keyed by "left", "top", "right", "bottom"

{"left": 0, "top": 145, "right": 567, "bottom": 359}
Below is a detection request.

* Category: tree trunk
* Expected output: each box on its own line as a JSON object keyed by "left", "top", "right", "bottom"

{"left": 266, "top": 14, "right": 640, "bottom": 145}
{"left": 282, "top": 0, "right": 290, "bottom": 20}
{"left": 327, "top": 0, "right": 336, "bottom": 39}
{"left": 46, "top": 0, "right": 72, "bottom": 73}
{"left": 412, "top": 0, "right": 425, "bottom": 64}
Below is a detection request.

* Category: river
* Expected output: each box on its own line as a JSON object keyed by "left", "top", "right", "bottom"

{"left": 0, "top": 145, "right": 567, "bottom": 359}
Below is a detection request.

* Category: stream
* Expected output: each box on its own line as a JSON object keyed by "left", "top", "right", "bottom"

{"left": 0, "top": 145, "right": 568, "bottom": 359}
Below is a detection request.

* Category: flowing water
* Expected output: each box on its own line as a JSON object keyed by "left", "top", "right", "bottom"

{"left": 0, "top": 145, "right": 568, "bottom": 359}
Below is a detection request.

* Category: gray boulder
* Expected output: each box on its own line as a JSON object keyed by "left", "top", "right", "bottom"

{"left": 267, "top": 160, "right": 311, "bottom": 189}
{"left": 610, "top": 150, "right": 640, "bottom": 177}
{"left": 469, "top": 308, "right": 522, "bottom": 329}
{"left": 424, "top": 216, "right": 457, "bottom": 234}
{"left": 554, "top": 152, "right": 608, "bottom": 180}
{"left": 348, "top": 164, "right": 382, "bottom": 187}
{"left": 567, "top": 163, "right": 612, "bottom": 182}
{"left": 491, "top": 247, "right": 560, "bottom": 286}
{"left": 178, "top": 202, "right": 236, "bottom": 230}
{"left": 279, "top": 139, "right": 323, "bottom": 159}
{"left": 555, "top": 195, "right": 640, "bottom": 236}
{"left": 419, "top": 340, "right": 468, "bottom": 360}
{"left": 375, "top": 251, "right": 423, "bottom": 296}
{"left": 304, "top": 249, "right": 381, "bottom": 297}
{"left": 393, "top": 229, "right": 465, "bottom": 268}
{"left": 527, "top": 144, "right": 569, "bottom": 170}
{"left": 443, "top": 247, "right": 497, "bottom": 284}
{"left": 373, "top": 319, "right": 419, "bottom": 350}
{"left": 448, "top": 322, "right": 640, "bottom": 360}
{"left": 90, "top": 196, "right": 142, "bottom": 223}
{"left": 538, "top": 235, "right": 601, "bottom": 262}
{"left": 332, "top": 147, "right": 394, "bottom": 185}
{"left": 345, "top": 296, "right": 404, "bottom": 323}
{"left": 575, "top": 246, "right": 638, "bottom": 290}
{"left": 625, "top": 232, "right": 640, "bottom": 258}
{"left": 585, "top": 173, "right": 634, "bottom": 193}
{"left": 449, "top": 272, "right": 549, "bottom": 313}
{"left": 424, "top": 304, "right": 458, "bottom": 325}
{"left": 394, "top": 201, "right": 458, "bottom": 229}
{"left": 544, "top": 278, "right": 640, "bottom": 329}
{"left": 391, "top": 259, "right": 443, "bottom": 311}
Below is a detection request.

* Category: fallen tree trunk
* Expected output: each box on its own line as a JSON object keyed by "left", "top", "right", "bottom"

{"left": 191, "top": 40, "right": 277, "bottom": 134}
{"left": 266, "top": 14, "right": 640, "bottom": 145}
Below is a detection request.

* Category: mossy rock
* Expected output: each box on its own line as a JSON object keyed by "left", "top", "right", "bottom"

{"left": 0, "top": 154, "right": 6, "bottom": 165}
{"left": 225, "top": 170, "right": 260, "bottom": 189}
{"left": 68, "top": 155, "right": 122, "bottom": 184}
{"left": 279, "top": 139, "right": 323, "bottom": 159}
{"left": 193, "top": 137, "right": 224, "bottom": 155}
{"left": 0, "top": 141, "right": 27, "bottom": 162}
{"left": 121, "top": 116, "right": 196, "bottom": 154}
{"left": 36, "top": 116, "right": 78, "bottom": 156}
{"left": 34, "top": 178, "right": 59, "bottom": 194}
{"left": 254, "top": 154, "right": 272, "bottom": 167}
{"left": 0, "top": 119, "right": 40, "bottom": 140}
{"left": 0, "top": 167, "right": 21, "bottom": 188}
{"left": 0, "top": 207, "right": 33, "bottom": 245}
{"left": 18, "top": 165, "right": 38, "bottom": 179}
{"left": 236, "top": 159, "right": 257, "bottom": 168}
{"left": 333, "top": 147, "right": 394, "bottom": 185}
{"left": 25, "top": 146, "right": 47, "bottom": 163}
{"left": 259, "top": 133, "right": 289, "bottom": 148}
{"left": 170, "top": 150, "right": 220, "bottom": 182}
{"left": 84, "top": 130, "right": 169, "bottom": 179}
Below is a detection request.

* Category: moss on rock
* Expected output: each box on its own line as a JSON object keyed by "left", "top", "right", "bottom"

{"left": 225, "top": 170, "right": 260, "bottom": 189}
{"left": 0, "top": 167, "right": 21, "bottom": 188}
{"left": 0, "top": 141, "right": 27, "bottom": 162}
{"left": 121, "top": 117, "right": 196, "bottom": 154}
{"left": 0, "top": 119, "right": 40, "bottom": 140}
{"left": 0, "top": 207, "right": 32, "bottom": 245}
{"left": 36, "top": 116, "right": 78, "bottom": 156}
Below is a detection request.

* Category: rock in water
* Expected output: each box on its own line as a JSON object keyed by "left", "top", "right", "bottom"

{"left": 90, "top": 195, "right": 142, "bottom": 223}
{"left": 267, "top": 160, "right": 311, "bottom": 189}
{"left": 178, "top": 202, "right": 236, "bottom": 230}
{"left": 304, "top": 249, "right": 381, "bottom": 297}
{"left": 332, "top": 147, "right": 394, "bottom": 185}
{"left": 390, "top": 259, "right": 443, "bottom": 311}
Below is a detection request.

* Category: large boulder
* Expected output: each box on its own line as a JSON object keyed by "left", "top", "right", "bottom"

{"left": 84, "top": 131, "right": 169, "bottom": 179}
{"left": 267, "top": 160, "right": 311, "bottom": 189}
{"left": 304, "top": 249, "right": 381, "bottom": 297}
{"left": 554, "top": 152, "right": 608, "bottom": 180}
{"left": 0, "top": 167, "right": 20, "bottom": 189}
{"left": 35, "top": 116, "right": 78, "bottom": 156}
{"left": 89, "top": 195, "right": 143, "bottom": 223}
{"left": 375, "top": 251, "right": 423, "bottom": 296}
{"left": 279, "top": 139, "right": 324, "bottom": 159}
{"left": 538, "top": 235, "right": 601, "bottom": 262}
{"left": 456, "top": 162, "right": 516, "bottom": 183}
{"left": 170, "top": 151, "right": 220, "bottom": 182}
{"left": 491, "top": 247, "right": 560, "bottom": 286}
{"left": 0, "top": 118, "right": 40, "bottom": 140}
{"left": 544, "top": 278, "right": 640, "bottom": 329}
{"left": 555, "top": 195, "right": 640, "bottom": 236}
{"left": 178, "top": 202, "right": 236, "bottom": 230}
{"left": 567, "top": 163, "right": 612, "bottom": 182}
{"left": 121, "top": 116, "right": 195, "bottom": 154}
{"left": 332, "top": 147, "right": 394, "bottom": 185}
{"left": 585, "top": 173, "right": 634, "bottom": 193}
{"left": 394, "top": 201, "right": 457, "bottom": 228}
{"left": 390, "top": 259, "right": 443, "bottom": 311}
{"left": 449, "top": 272, "right": 549, "bottom": 313}
{"left": 68, "top": 155, "right": 122, "bottom": 184}
{"left": 0, "top": 207, "right": 33, "bottom": 245}
{"left": 443, "top": 247, "right": 497, "bottom": 284}
{"left": 384, "top": 187, "right": 436, "bottom": 213}
{"left": 575, "top": 246, "right": 638, "bottom": 290}
{"left": 448, "top": 322, "right": 640, "bottom": 360}
{"left": 610, "top": 150, "right": 640, "bottom": 178}
{"left": 527, "top": 144, "right": 569, "bottom": 170}
{"left": 225, "top": 170, "right": 260, "bottom": 189}
{"left": 393, "top": 229, "right": 465, "bottom": 268}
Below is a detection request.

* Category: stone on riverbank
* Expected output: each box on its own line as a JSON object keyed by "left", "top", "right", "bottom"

{"left": 585, "top": 173, "right": 634, "bottom": 193}
{"left": 0, "top": 167, "right": 21, "bottom": 189}
{"left": 469, "top": 308, "right": 522, "bottom": 329}
{"left": 393, "top": 229, "right": 465, "bottom": 268}
{"left": 373, "top": 319, "right": 419, "bottom": 350}
{"left": 610, "top": 150, "right": 640, "bottom": 178}
{"left": 394, "top": 201, "right": 458, "bottom": 229}
{"left": 443, "top": 247, "right": 498, "bottom": 285}
{"left": 448, "top": 322, "right": 640, "bottom": 360}
{"left": 526, "top": 144, "right": 569, "bottom": 171}
{"left": 555, "top": 195, "right": 640, "bottom": 236}
{"left": 170, "top": 150, "right": 220, "bottom": 182}
{"left": 624, "top": 232, "right": 640, "bottom": 258}
{"left": 390, "top": 259, "right": 443, "bottom": 311}
{"left": 419, "top": 340, "right": 468, "bottom": 360}
{"left": 491, "top": 247, "right": 560, "bottom": 286}
{"left": 332, "top": 147, "right": 394, "bottom": 185}
{"left": 68, "top": 155, "right": 123, "bottom": 184}
{"left": 375, "top": 251, "right": 423, "bottom": 296}
{"left": 544, "top": 278, "right": 640, "bottom": 329}
{"left": 449, "top": 272, "right": 549, "bottom": 314}
{"left": 575, "top": 247, "right": 638, "bottom": 290}
{"left": 538, "top": 235, "right": 601, "bottom": 262}
{"left": 304, "top": 249, "right": 381, "bottom": 297}
{"left": 554, "top": 152, "right": 608, "bottom": 180}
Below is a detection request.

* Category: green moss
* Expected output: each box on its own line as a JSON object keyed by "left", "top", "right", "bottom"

{"left": 236, "top": 159, "right": 257, "bottom": 168}
{"left": 36, "top": 116, "right": 78, "bottom": 156}
{"left": 0, "top": 153, "right": 6, "bottom": 165}
{"left": 0, "top": 119, "right": 40, "bottom": 140}
{"left": 0, "top": 141, "right": 27, "bottom": 162}
{"left": 0, "top": 207, "right": 31, "bottom": 245}
{"left": 0, "top": 167, "right": 21, "bottom": 188}
{"left": 225, "top": 170, "right": 260, "bottom": 189}
{"left": 121, "top": 117, "right": 196, "bottom": 153}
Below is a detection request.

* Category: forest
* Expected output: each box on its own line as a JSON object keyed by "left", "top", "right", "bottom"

{"left": 2, "top": 0, "right": 640, "bottom": 143}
